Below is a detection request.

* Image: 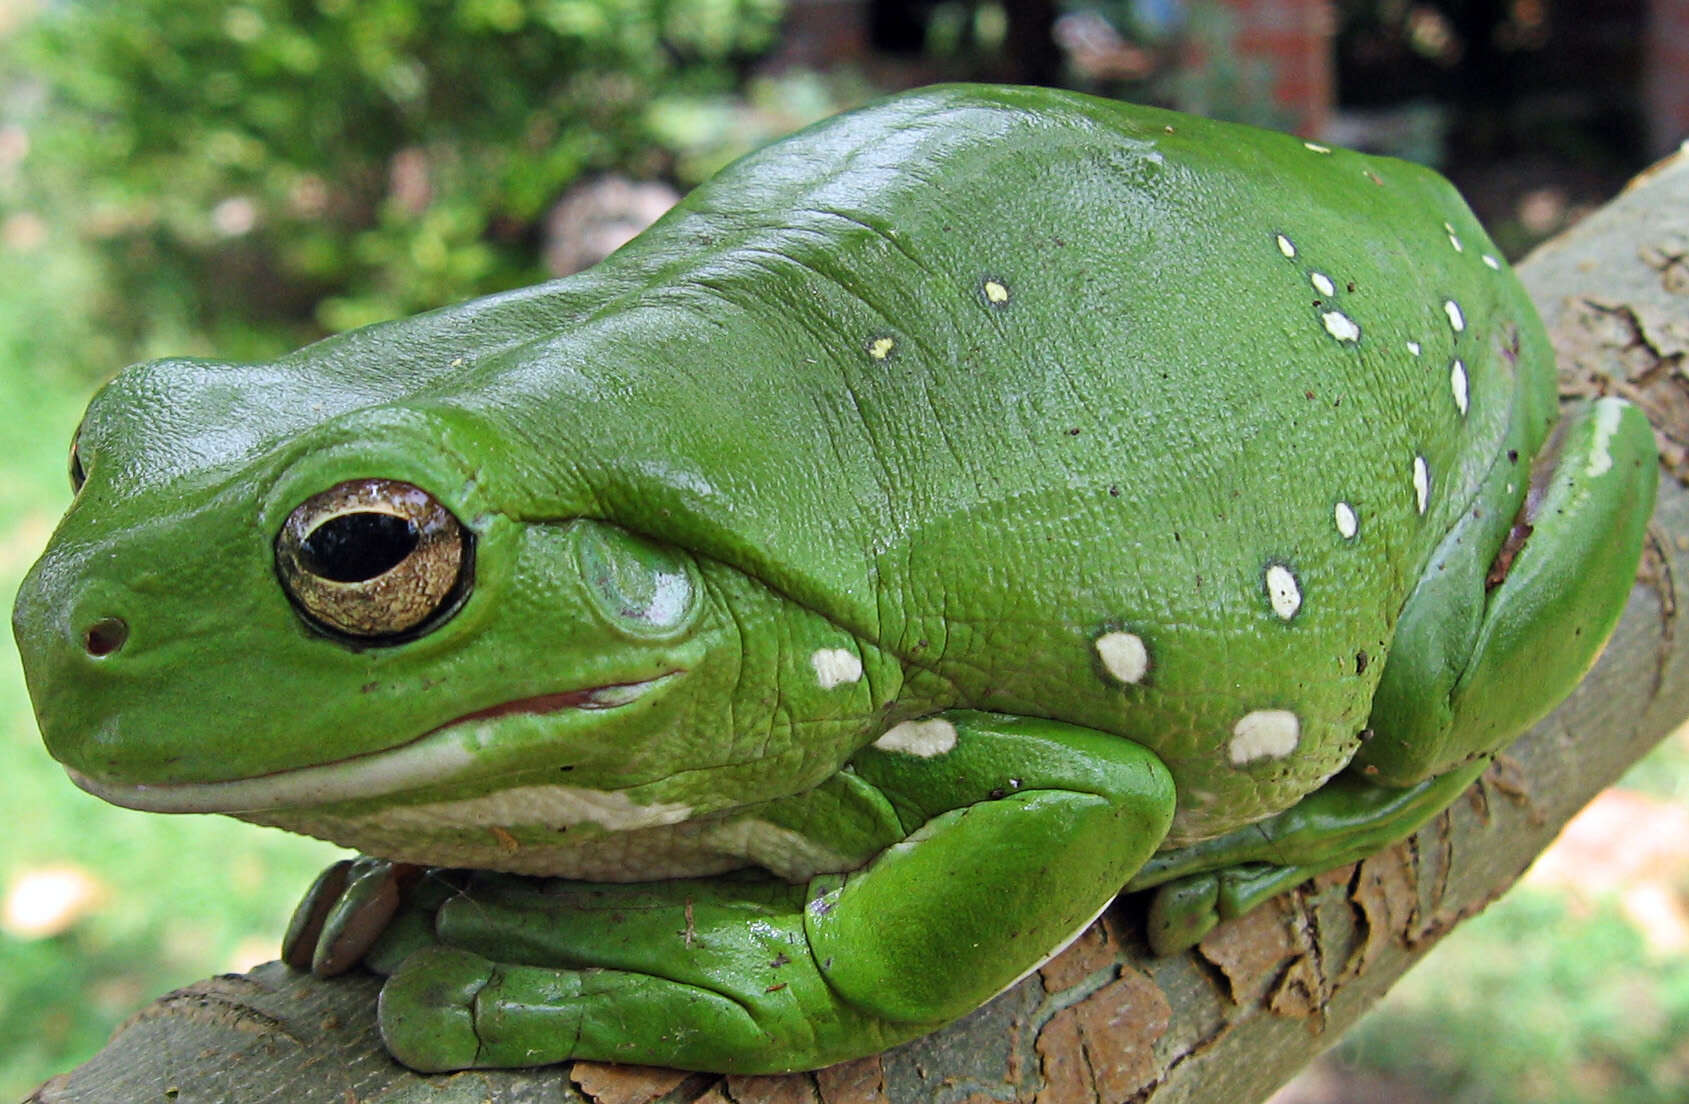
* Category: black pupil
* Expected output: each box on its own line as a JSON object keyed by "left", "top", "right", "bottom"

{"left": 300, "top": 512, "right": 420, "bottom": 583}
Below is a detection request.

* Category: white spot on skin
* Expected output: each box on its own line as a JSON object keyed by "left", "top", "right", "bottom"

{"left": 874, "top": 718, "right": 958, "bottom": 758}
{"left": 1277, "top": 234, "right": 1297, "bottom": 258}
{"left": 1407, "top": 341, "right": 1422, "bottom": 356}
{"left": 1310, "top": 272, "right": 1336, "bottom": 297}
{"left": 1230, "top": 710, "right": 1301, "bottom": 765}
{"left": 1444, "top": 300, "right": 1465, "bottom": 332}
{"left": 1322, "top": 310, "right": 1360, "bottom": 342}
{"left": 868, "top": 336, "right": 896, "bottom": 360}
{"left": 1483, "top": 254, "right": 1502, "bottom": 270}
{"left": 1095, "top": 631, "right": 1150, "bottom": 685}
{"left": 1335, "top": 501, "right": 1358, "bottom": 539}
{"left": 1451, "top": 360, "right": 1469, "bottom": 415}
{"left": 1445, "top": 222, "right": 1464, "bottom": 252}
{"left": 1413, "top": 455, "right": 1431, "bottom": 514}
{"left": 1586, "top": 399, "right": 1625, "bottom": 477}
{"left": 983, "top": 279, "right": 1010, "bottom": 305}
{"left": 811, "top": 648, "right": 863, "bottom": 689}
{"left": 1304, "top": 141, "right": 1332, "bottom": 154}
{"left": 1265, "top": 564, "right": 1302, "bottom": 620}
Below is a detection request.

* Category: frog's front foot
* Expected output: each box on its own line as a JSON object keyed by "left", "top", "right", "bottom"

{"left": 370, "top": 875, "right": 907, "bottom": 1073}
{"left": 286, "top": 712, "right": 1179, "bottom": 1072}
{"left": 377, "top": 947, "right": 499, "bottom": 1071}
{"left": 379, "top": 944, "right": 779, "bottom": 1072}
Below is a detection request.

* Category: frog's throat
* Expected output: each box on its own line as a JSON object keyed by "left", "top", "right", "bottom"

{"left": 65, "top": 672, "right": 682, "bottom": 815}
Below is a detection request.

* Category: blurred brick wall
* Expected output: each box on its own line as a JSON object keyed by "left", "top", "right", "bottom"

{"left": 771, "top": 0, "right": 1338, "bottom": 137}
{"left": 1210, "top": 0, "right": 1336, "bottom": 137}
{"left": 764, "top": 0, "right": 872, "bottom": 70}
{"left": 1646, "top": 0, "right": 1689, "bottom": 156}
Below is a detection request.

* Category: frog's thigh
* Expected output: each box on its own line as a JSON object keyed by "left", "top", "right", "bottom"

{"left": 809, "top": 710, "right": 1177, "bottom": 1024}
{"left": 1362, "top": 397, "right": 1655, "bottom": 783}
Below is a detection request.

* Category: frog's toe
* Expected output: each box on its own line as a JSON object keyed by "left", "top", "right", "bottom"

{"left": 281, "top": 857, "right": 429, "bottom": 977}
{"left": 315, "top": 858, "right": 425, "bottom": 976}
{"left": 281, "top": 859, "right": 352, "bottom": 970}
{"left": 378, "top": 946, "right": 500, "bottom": 1072}
{"left": 1145, "top": 875, "right": 1220, "bottom": 955}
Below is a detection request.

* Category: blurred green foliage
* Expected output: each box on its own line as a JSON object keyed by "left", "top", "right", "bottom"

{"left": 9, "top": 0, "right": 793, "bottom": 350}
{"left": 1334, "top": 887, "right": 1689, "bottom": 1103}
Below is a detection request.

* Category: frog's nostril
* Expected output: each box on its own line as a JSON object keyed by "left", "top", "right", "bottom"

{"left": 82, "top": 617, "right": 129, "bottom": 657}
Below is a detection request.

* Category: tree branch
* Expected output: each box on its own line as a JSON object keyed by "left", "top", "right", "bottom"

{"left": 31, "top": 149, "right": 1689, "bottom": 1104}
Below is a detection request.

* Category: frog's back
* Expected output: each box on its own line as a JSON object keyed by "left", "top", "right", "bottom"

{"left": 450, "top": 85, "right": 1557, "bottom": 840}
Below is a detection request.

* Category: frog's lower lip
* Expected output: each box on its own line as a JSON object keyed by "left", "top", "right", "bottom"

{"left": 65, "top": 672, "right": 681, "bottom": 815}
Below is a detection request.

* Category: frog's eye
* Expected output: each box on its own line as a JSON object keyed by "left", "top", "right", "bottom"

{"left": 275, "top": 478, "right": 473, "bottom": 643}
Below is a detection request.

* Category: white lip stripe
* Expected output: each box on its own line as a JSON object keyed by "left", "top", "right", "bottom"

{"left": 67, "top": 674, "right": 677, "bottom": 814}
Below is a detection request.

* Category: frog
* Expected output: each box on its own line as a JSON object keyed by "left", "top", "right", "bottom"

{"left": 12, "top": 84, "right": 1658, "bottom": 1075}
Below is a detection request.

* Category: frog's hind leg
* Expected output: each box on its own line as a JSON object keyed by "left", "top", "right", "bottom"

{"left": 1128, "top": 758, "right": 1491, "bottom": 953}
{"left": 1132, "top": 398, "right": 1656, "bottom": 955}
{"left": 1358, "top": 397, "right": 1657, "bottom": 789}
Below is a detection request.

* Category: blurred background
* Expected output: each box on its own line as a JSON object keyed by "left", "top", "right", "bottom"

{"left": 1, "top": 1, "right": 1687, "bottom": 1099}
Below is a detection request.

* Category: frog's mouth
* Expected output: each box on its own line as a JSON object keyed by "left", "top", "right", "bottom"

{"left": 65, "top": 672, "right": 681, "bottom": 815}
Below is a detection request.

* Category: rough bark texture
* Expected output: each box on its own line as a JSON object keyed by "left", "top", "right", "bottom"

{"left": 30, "top": 148, "right": 1689, "bottom": 1104}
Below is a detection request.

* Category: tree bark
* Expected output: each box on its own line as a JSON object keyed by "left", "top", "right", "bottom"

{"left": 30, "top": 148, "right": 1689, "bottom": 1104}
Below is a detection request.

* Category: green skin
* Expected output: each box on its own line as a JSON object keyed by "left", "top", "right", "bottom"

{"left": 11, "top": 85, "right": 1658, "bottom": 1074}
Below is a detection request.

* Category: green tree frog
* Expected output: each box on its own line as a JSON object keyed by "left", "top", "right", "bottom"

{"left": 12, "top": 84, "right": 1658, "bottom": 1074}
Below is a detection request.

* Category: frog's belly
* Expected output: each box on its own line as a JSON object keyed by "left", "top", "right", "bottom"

{"left": 244, "top": 785, "right": 859, "bottom": 881}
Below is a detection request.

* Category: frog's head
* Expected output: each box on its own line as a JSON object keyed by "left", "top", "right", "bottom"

{"left": 12, "top": 326, "right": 888, "bottom": 866}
